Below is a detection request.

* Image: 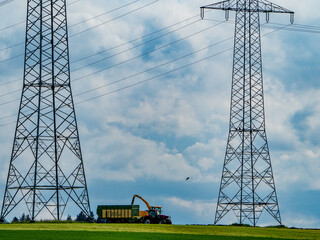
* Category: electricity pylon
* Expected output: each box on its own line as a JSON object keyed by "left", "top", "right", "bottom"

{"left": 200, "top": 0, "right": 294, "bottom": 226}
{"left": 1, "top": 0, "right": 91, "bottom": 221}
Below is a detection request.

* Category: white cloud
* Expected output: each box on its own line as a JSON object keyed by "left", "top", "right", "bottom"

{"left": 283, "top": 212, "right": 320, "bottom": 229}
{"left": 165, "top": 196, "right": 217, "bottom": 223}
{"left": 82, "top": 124, "right": 201, "bottom": 182}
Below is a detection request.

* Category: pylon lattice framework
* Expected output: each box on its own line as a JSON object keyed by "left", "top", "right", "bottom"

{"left": 200, "top": 0, "right": 294, "bottom": 226}
{"left": 1, "top": 0, "right": 91, "bottom": 221}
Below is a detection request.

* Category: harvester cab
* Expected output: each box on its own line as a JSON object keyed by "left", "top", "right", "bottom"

{"left": 150, "top": 206, "right": 162, "bottom": 215}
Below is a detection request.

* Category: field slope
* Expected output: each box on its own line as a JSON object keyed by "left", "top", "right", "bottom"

{"left": 0, "top": 223, "right": 319, "bottom": 240}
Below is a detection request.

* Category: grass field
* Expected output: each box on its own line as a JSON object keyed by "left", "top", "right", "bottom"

{"left": 0, "top": 223, "right": 319, "bottom": 240}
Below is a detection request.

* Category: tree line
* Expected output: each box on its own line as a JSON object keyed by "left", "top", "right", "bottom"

{"left": 10, "top": 211, "right": 97, "bottom": 223}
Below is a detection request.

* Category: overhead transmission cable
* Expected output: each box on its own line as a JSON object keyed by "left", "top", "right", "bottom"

{"left": 0, "top": 47, "right": 232, "bottom": 127}
{"left": 0, "top": 22, "right": 291, "bottom": 103}
{"left": 0, "top": 0, "right": 82, "bottom": 34}
{"left": 75, "top": 36, "right": 233, "bottom": 98}
{"left": 204, "top": 17, "right": 320, "bottom": 34}
{"left": 75, "top": 49, "right": 232, "bottom": 105}
{"left": 72, "top": 18, "right": 202, "bottom": 72}
{"left": 75, "top": 23, "right": 290, "bottom": 104}
{"left": 0, "top": 24, "right": 290, "bottom": 127}
{"left": 70, "top": 0, "right": 159, "bottom": 37}
{"left": 0, "top": 0, "right": 140, "bottom": 55}
{"left": 0, "top": 0, "right": 145, "bottom": 64}
{"left": 72, "top": 21, "right": 225, "bottom": 81}
{"left": 0, "top": 0, "right": 160, "bottom": 88}
{"left": 2, "top": 20, "right": 318, "bottom": 66}
{"left": 0, "top": 0, "right": 154, "bottom": 54}
{"left": 0, "top": 12, "right": 203, "bottom": 90}
{"left": 0, "top": 20, "right": 297, "bottom": 99}
{"left": 0, "top": 0, "right": 13, "bottom": 6}
{"left": 0, "top": 0, "right": 82, "bottom": 32}
{"left": 72, "top": 14, "right": 200, "bottom": 63}
{"left": 264, "top": 23, "right": 320, "bottom": 34}
{"left": 0, "top": 20, "right": 223, "bottom": 101}
{"left": 1, "top": 2, "right": 320, "bottom": 56}
{"left": 0, "top": 38, "right": 230, "bottom": 124}
{"left": 69, "top": 0, "right": 140, "bottom": 28}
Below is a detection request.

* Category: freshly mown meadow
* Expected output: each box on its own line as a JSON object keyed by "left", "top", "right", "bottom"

{"left": 0, "top": 223, "right": 319, "bottom": 239}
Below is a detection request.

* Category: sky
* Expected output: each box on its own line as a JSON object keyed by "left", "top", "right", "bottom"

{"left": 0, "top": 0, "right": 320, "bottom": 227}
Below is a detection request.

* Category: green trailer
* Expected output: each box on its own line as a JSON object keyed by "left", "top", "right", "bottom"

{"left": 97, "top": 205, "right": 140, "bottom": 223}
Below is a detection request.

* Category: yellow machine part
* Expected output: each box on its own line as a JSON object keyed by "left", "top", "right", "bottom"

{"left": 139, "top": 211, "right": 149, "bottom": 217}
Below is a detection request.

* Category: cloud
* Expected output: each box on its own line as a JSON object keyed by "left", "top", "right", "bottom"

{"left": 82, "top": 124, "right": 201, "bottom": 182}
{"left": 283, "top": 212, "right": 320, "bottom": 229}
{"left": 164, "top": 196, "right": 216, "bottom": 224}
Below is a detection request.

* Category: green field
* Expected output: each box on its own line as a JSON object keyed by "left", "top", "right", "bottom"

{"left": 0, "top": 223, "right": 319, "bottom": 240}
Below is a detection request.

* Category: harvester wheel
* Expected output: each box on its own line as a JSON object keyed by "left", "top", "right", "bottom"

{"left": 144, "top": 219, "right": 151, "bottom": 224}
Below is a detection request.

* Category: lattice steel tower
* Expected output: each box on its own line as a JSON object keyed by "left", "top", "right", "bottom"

{"left": 1, "top": 0, "right": 91, "bottom": 221}
{"left": 200, "top": 0, "right": 293, "bottom": 226}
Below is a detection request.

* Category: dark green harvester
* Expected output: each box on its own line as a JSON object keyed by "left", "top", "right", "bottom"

{"left": 97, "top": 205, "right": 140, "bottom": 222}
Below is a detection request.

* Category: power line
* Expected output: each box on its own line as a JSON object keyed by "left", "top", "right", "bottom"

{"left": 0, "top": 20, "right": 230, "bottom": 107}
{"left": 0, "top": 20, "right": 300, "bottom": 101}
{"left": 0, "top": 22, "right": 291, "bottom": 105}
{"left": 0, "top": 0, "right": 143, "bottom": 52}
{"left": 0, "top": 0, "right": 13, "bottom": 7}
{"left": 0, "top": 98, "right": 17, "bottom": 106}
{"left": 204, "top": 18, "right": 320, "bottom": 34}
{"left": 69, "top": 0, "right": 140, "bottom": 28}
{"left": 269, "top": 22, "right": 320, "bottom": 30}
{"left": 1, "top": 3, "right": 320, "bottom": 57}
{"left": 0, "top": 89, "right": 20, "bottom": 98}
{"left": 75, "top": 37, "right": 234, "bottom": 97}
{"left": 264, "top": 23, "right": 320, "bottom": 34}
{"left": 0, "top": 0, "right": 160, "bottom": 64}
{"left": 0, "top": 20, "right": 23, "bottom": 32}
{"left": 0, "top": 53, "right": 22, "bottom": 64}
{"left": 71, "top": 14, "right": 200, "bottom": 64}
{"left": 0, "top": 31, "right": 231, "bottom": 108}
{"left": 1, "top": 6, "right": 318, "bottom": 66}
{"left": 72, "top": 19, "right": 201, "bottom": 72}
{"left": 0, "top": 47, "right": 233, "bottom": 127}
{"left": 72, "top": 21, "right": 225, "bottom": 82}
{"left": 0, "top": 113, "right": 16, "bottom": 120}
{"left": 0, "top": 0, "right": 82, "bottom": 33}
{"left": 75, "top": 49, "right": 232, "bottom": 104}
{"left": 0, "top": 11, "right": 199, "bottom": 88}
{"left": 75, "top": 24, "right": 290, "bottom": 104}
{"left": 0, "top": 20, "right": 220, "bottom": 101}
{"left": 0, "top": 14, "right": 206, "bottom": 97}
{"left": 68, "top": 0, "right": 82, "bottom": 6}
{"left": 70, "top": 0, "right": 159, "bottom": 37}
{"left": 0, "top": 25, "right": 290, "bottom": 127}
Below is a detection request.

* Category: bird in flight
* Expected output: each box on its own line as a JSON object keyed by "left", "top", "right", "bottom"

{"left": 186, "top": 177, "right": 190, "bottom": 181}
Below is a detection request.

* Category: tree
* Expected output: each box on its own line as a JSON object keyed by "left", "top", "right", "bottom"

{"left": 67, "top": 215, "right": 72, "bottom": 221}
{"left": 12, "top": 217, "right": 19, "bottom": 223}
{"left": 19, "top": 213, "right": 26, "bottom": 222}
{"left": 75, "top": 211, "right": 95, "bottom": 222}
{"left": 75, "top": 212, "right": 87, "bottom": 222}
{"left": 0, "top": 218, "right": 8, "bottom": 223}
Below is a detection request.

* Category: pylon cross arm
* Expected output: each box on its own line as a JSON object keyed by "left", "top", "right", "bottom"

{"left": 200, "top": 0, "right": 294, "bottom": 23}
